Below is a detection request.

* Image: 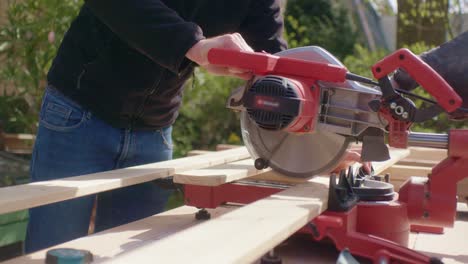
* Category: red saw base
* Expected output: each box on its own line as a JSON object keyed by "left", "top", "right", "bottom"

{"left": 183, "top": 130, "right": 468, "bottom": 264}
{"left": 184, "top": 183, "right": 436, "bottom": 264}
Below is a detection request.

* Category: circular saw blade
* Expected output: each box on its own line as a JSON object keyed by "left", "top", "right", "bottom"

{"left": 241, "top": 112, "right": 351, "bottom": 178}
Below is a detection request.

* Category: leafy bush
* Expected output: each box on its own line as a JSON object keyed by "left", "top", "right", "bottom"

{"left": 173, "top": 69, "right": 244, "bottom": 157}
{"left": 0, "top": 0, "right": 81, "bottom": 133}
{"left": 285, "top": 0, "right": 358, "bottom": 59}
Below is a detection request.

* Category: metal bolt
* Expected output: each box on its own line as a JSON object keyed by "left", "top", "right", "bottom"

{"left": 395, "top": 105, "right": 404, "bottom": 115}
{"left": 423, "top": 211, "right": 430, "bottom": 218}
{"left": 402, "top": 112, "right": 409, "bottom": 119}
{"left": 390, "top": 102, "right": 397, "bottom": 109}
{"left": 303, "top": 125, "right": 310, "bottom": 131}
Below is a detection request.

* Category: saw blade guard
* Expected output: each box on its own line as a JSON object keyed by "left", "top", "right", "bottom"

{"left": 241, "top": 112, "right": 352, "bottom": 177}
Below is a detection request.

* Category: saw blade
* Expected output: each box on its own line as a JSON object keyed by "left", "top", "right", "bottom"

{"left": 241, "top": 112, "right": 351, "bottom": 178}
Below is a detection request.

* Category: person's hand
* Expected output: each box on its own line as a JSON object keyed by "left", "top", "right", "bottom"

{"left": 186, "top": 33, "right": 254, "bottom": 80}
{"left": 393, "top": 32, "right": 468, "bottom": 120}
{"left": 332, "top": 148, "right": 371, "bottom": 174}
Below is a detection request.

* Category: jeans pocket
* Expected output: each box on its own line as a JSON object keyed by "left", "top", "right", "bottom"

{"left": 156, "top": 126, "right": 173, "bottom": 150}
{"left": 40, "top": 88, "right": 90, "bottom": 132}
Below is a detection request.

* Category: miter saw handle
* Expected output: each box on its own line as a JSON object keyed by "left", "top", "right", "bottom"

{"left": 207, "top": 48, "right": 348, "bottom": 83}
{"left": 371, "top": 48, "right": 462, "bottom": 113}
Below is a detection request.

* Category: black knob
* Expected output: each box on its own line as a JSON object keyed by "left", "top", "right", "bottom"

{"left": 254, "top": 158, "right": 269, "bottom": 170}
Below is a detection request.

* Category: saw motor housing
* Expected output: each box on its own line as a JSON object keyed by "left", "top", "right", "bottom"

{"left": 223, "top": 47, "right": 385, "bottom": 177}
{"left": 243, "top": 75, "right": 319, "bottom": 133}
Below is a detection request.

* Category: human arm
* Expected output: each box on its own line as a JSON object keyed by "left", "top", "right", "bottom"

{"left": 185, "top": 0, "right": 290, "bottom": 79}
{"left": 85, "top": 0, "right": 256, "bottom": 79}
{"left": 238, "top": 0, "right": 288, "bottom": 53}
{"left": 186, "top": 0, "right": 289, "bottom": 80}
{"left": 85, "top": 0, "right": 204, "bottom": 74}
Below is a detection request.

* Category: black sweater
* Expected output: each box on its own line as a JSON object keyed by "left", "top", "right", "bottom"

{"left": 47, "top": 0, "right": 287, "bottom": 129}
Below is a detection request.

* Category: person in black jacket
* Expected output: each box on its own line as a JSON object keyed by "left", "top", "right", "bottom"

{"left": 26, "top": 0, "right": 287, "bottom": 252}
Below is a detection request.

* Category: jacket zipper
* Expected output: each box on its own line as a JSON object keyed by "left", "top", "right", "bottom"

{"left": 130, "top": 70, "right": 166, "bottom": 128}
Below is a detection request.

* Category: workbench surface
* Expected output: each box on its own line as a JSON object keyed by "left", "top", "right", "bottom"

{"left": 4, "top": 206, "right": 468, "bottom": 264}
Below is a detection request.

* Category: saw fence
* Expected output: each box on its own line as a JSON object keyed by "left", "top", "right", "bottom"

{"left": 1, "top": 145, "right": 467, "bottom": 264}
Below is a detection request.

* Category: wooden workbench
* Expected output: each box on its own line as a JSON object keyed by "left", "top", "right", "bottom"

{"left": 2, "top": 146, "right": 467, "bottom": 263}
{"left": 5, "top": 206, "right": 468, "bottom": 264}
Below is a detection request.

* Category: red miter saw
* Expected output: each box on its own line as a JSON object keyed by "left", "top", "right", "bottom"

{"left": 184, "top": 46, "right": 468, "bottom": 263}
{"left": 208, "top": 46, "right": 462, "bottom": 177}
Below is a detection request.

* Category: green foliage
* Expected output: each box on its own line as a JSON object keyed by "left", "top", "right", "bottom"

{"left": 0, "top": 152, "right": 30, "bottom": 187}
{"left": 0, "top": 92, "right": 35, "bottom": 133}
{"left": 0, "top": 0, "right": 81, "bottom": 132}
{"left": 343, "top": 44, "right": 387, "bottom": 79}
{"left": 285, "top": 0, "right": 359, "bottom": 59}
{"left": 397, "top": 0, "right": 449, "bottom": 47}
{"left": 172, "top": 68, "right": 244, "bottom": 157}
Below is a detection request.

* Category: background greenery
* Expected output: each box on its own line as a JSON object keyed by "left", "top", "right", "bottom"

{"left": 0, "top": 0, "right": 80, "bottom": 133}
{"left": 0, "top": 0, "right": 465, "bottom": 158}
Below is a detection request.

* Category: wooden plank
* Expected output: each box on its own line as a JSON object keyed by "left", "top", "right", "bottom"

{"left": 249, "top": 170, "right": 313, "bottom": 184}
{"left": 382, "top": 165, "right": 432, "bottom": 181}
{"left": 106, "top": 177, "right": 330, "bottom": 264}
{"left": 186, "top": 150, "right": 214, "bottom": 156}
{"left": 4, "top": 206, "right": 236, "bottom": 264}
{"left": 8, "top": 207, "right": 468, "bottom": 264}
{"left": 397, "top": 158, "right": 439, "bottom": 168}
{"left": 0, "top": 147, "right": 249, "bottom": 215}
{"left": 6, "top": 146, "right": 418, "bottom": 263}
{"left": 250, "top": 148, "right": 409, "bottom": 184}
{"left": 1, "top": 133, "right": 36, "bottom": 140}
{"left": 412, "top": 220, "right": 468, "bottom": 264}
{"left": 1, "top": 133, "right": 35, "bottom": 154}
{"left": 216, "top": 144, "right": 242, "bottom": 151}
{"left": 174, "top": 159, "right": 271, "bottom": 186}
{"left": 406, "top": 147, "right": 447, "bottom": 161}
{"left": 458, "top": 179, "right": 468, "bottom": 204}
{"left": 372, "top": 148, "right": 410, "bottom": 174}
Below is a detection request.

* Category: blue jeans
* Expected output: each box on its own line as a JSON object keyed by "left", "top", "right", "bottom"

{"left": 25, "top": 87, "right": 173, "bottom": 253}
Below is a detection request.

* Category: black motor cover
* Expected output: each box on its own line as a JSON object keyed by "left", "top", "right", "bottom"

{"left": 244, "top": 76, "right": 302, "bottom": 130}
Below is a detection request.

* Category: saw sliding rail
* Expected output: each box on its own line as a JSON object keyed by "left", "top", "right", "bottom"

{"left": 407, "top": 132, "right": 449, "bottom": 149}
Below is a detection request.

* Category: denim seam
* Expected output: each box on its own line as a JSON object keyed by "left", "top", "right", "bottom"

{"left": 157, "top": 129, "right": 173, "bottom": 150}
{"left": 46, "top": 102, "right": 72, "bottom": 120}
{"left": 46, "top": 86, "right": 84, "bottom": 110}
{"left": 115, "top": 129, "right": 131, "bottom": 169}
{"left": 40, "top": 111, "right": 89, "bottom": 132}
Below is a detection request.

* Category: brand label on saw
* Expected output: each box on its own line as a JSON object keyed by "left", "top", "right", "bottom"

{"left": 256, "top": 97, "right": 280, "bottom": 108}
